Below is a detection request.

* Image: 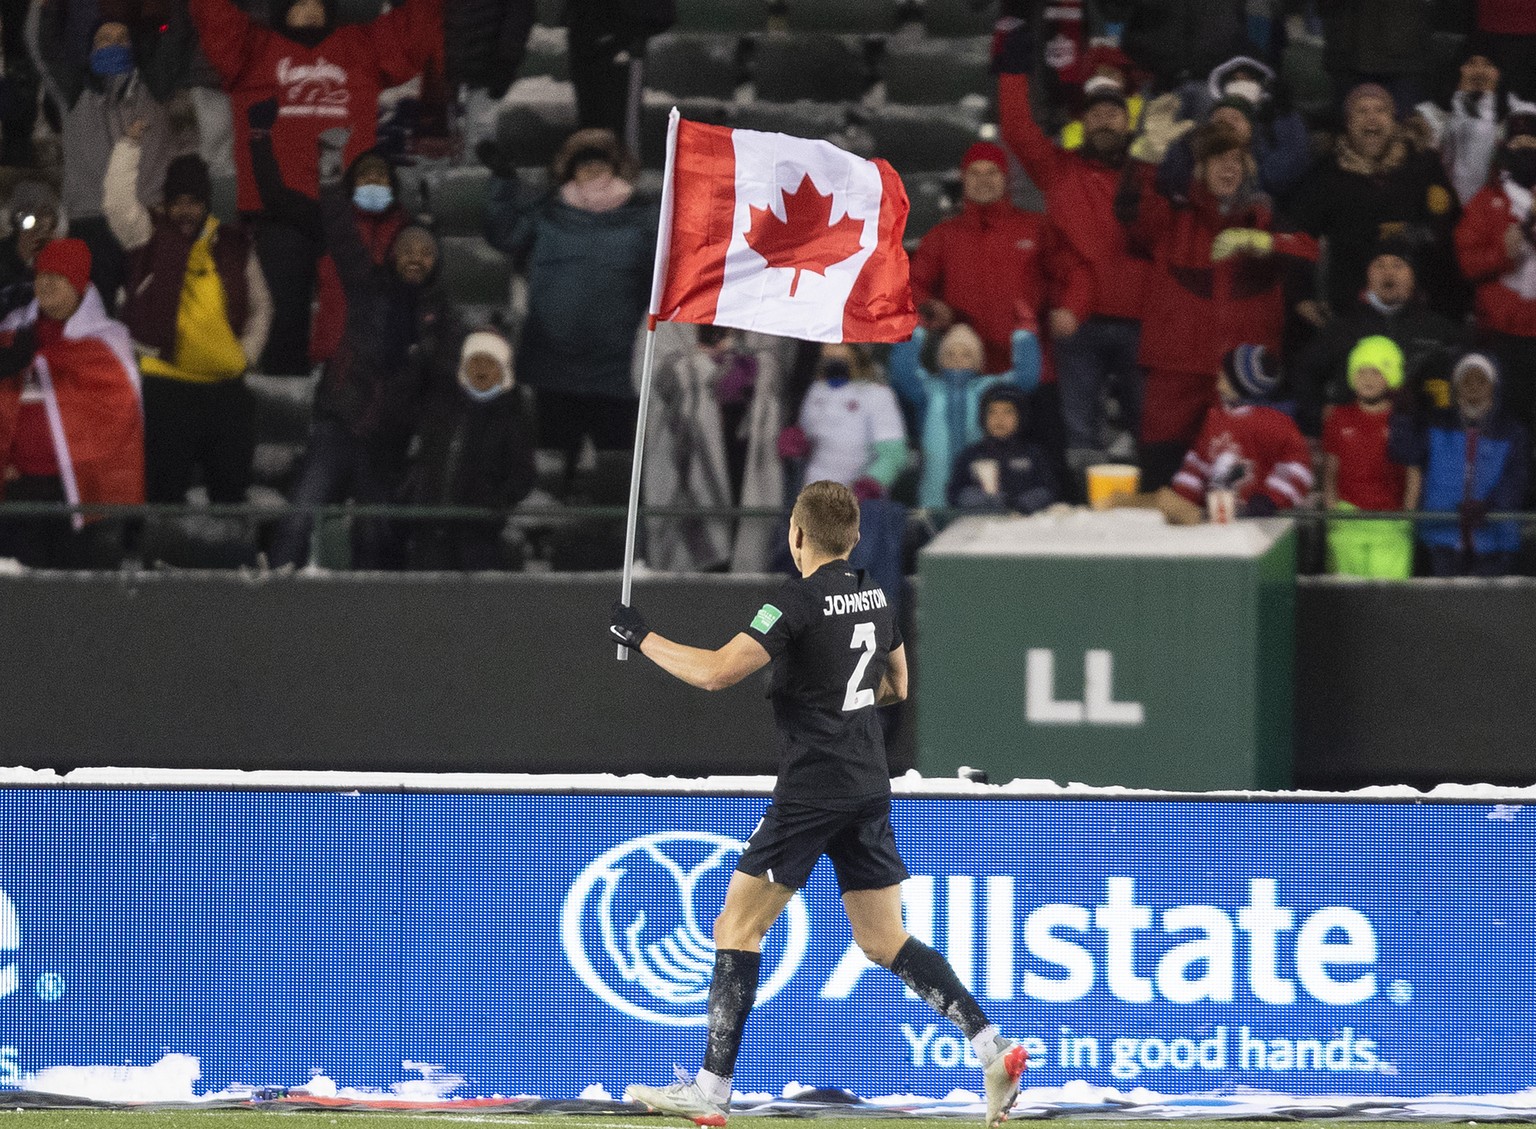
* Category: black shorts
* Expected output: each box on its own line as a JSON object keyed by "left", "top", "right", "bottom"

{"left": 736, "top": 797, "right": 910, "bottom": 893}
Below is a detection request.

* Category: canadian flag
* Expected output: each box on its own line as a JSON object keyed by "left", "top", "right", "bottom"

{"left": 650, "top": 110, "right": 918, "bottom": 343}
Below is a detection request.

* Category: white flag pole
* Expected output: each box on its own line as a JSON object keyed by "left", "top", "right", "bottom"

{"left": 618, "top": 107, "right": 682, "bottom": 661}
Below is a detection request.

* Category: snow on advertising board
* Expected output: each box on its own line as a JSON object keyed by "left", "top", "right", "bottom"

{"left": 0, "top": 786, "right": 1529, "bottom": 1099}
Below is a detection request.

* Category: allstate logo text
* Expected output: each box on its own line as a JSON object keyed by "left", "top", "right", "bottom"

{"left": 561, "top": 832, "right": 810, "bottom": 1025}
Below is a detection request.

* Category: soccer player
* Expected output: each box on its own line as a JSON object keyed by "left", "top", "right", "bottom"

{"left": 609, "top": 480, "right": 1026, "bottom": 1128}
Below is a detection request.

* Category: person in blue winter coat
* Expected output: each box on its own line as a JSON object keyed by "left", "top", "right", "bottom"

{"left": 947, "top": 384, "right": 1060, "bottom": 515}
{"left": 1391, "top": 351, "right": 1528, "bottom": 576}
{"left": 887, "top": 322, "right": 1041, "bottom": 509}
{"left": 482, "top": 127, "right": 656, "bottom": 483}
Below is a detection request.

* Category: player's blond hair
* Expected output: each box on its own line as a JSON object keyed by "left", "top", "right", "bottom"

{"left": 792, "top": 480, "right": 861, "bottom": 557}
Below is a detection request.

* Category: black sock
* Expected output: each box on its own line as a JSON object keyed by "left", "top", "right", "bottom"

{"left": 701, "top": 948, "right": 761, "bottom": 1080}
{"left": 890, "top": 937, "right": 990, "bottom": 1038}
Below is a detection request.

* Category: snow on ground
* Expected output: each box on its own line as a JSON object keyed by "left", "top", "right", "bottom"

{"left": 0, "top": 764, "right": 1530, "bottom": 803}
{"left": 16, "top": 1056, "right": 1536, "bottom": 1119}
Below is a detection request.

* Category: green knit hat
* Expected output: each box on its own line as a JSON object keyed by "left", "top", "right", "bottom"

{"left": 1347, "top": 335, "right": 1404, "bottom": 391}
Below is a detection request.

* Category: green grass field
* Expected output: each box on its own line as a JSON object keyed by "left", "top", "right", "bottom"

{"left": 0, "top": 1119, "right": 1442, "bottom": 1128}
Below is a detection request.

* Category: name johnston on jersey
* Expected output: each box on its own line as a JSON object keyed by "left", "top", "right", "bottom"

{"left": 823, "top": 589, "right": 890, "bottom": 616}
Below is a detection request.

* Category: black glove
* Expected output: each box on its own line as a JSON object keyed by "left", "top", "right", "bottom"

{"left": 247, "top": 97, "right": 279, "bottom": 133}
{"left": 1242, "top": 493, "right": 1278, "bottom": 518}
{"left": 0, "top": 322, "right": 36, "bottom": 377}
{"left": 989, "top": 13, "right": 1034, "bottom": 76}
{"left": 610, "top": 600, "right": 651, "bottom": 650}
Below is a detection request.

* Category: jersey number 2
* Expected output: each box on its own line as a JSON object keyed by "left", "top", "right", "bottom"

{"left": 843, "top": 622, "right": 877, "bottom": 711}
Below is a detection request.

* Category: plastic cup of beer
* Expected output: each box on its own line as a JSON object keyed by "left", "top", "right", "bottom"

{"left": 972, "top": 458, "right": 1001, "bottom": 496}
{"left": 1207, "top": 487, "right": 1237, "bottom": 524}
{"left": 1086, "top": 463, "right": 1140, "bottom": 510}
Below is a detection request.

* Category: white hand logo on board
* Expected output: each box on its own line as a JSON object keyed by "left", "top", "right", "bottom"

{"left": 598, "top": 839, "right": 727, "bottom": 1004}
{"left": 563, "top": 832, "right": 810, "bottom": 1026}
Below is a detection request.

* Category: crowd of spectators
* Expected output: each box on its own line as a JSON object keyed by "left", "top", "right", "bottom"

{"left": 0, "top": 0, "right": 1533, "bottom": 579}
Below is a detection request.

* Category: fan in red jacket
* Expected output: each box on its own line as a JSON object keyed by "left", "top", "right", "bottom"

{"left": 190, "top": 0, "right": 443, "bottom": 376}
{"left": 909, "top": 141, "right": 1057, "bottom": 376}
{"left": 1118, "top": 121, "right": 1317, "bottom": 487}
{"left": 1453, "top": 106, "right": 1536, "bottom": 433}
{"left": 997, "top": 51, "right": 1148, "bottom": 475}
{"left": 0, "top": 239, "right": 143, "bottom": 567}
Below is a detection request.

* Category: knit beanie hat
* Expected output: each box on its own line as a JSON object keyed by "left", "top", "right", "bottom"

{"left": 459, "top": 330, "right": 514, "bottom": 395}
{"left": 1221, "top": 343, "right": 1280, "bottom": 399}
{"left": 960, "top": 141, "right": 1009, "bottom": 171}
{"left": 1370, "top": 229, "right": 1420, "bottom": 275}
{"left": 163, "top": 153, "right": 212, "bottom": 206}
{"left": 34, "top": 238, "right": 92, "bottom": 297}
{"left": 1453, "top": 352, "right": 1499, "bottom": 389}
{"left": 1347, "top": 335, "right": 1405, "bottom": 392}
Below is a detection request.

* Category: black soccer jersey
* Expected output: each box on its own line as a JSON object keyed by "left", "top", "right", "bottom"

{"left": 747, "top": 561, "right": 903, "bottom": 807}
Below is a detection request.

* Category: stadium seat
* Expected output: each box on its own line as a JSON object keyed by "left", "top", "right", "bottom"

{"left": 882, "top": 37, "right": 992, "bottom": 106}
{"left": 900, "top": 170, "right": 960, "bottom": 245}
{"left": 210, "top": 175, "right": 238, "bottom": 224}
{"left": 416, "top": 167, "right": 492, "bottom": 238}
{"left": 645, "top": 34, "right": 745, "bottom": 99}
{"left": 782, "top": 0, "right": 896, "bottom": 33}
{"left": 438, "top": 236, "right": 513, "bottom": 308}
{"left": 640, "top": 97, "right": 734, "bottom": 166}
{"left": 248, "top": 374, "right": 318, "bottom": 450}
{"left": 675, "top": 0, "right": 769, "bottom": 33}
{"left": 251, "top": 442, "right": 302, "bottom": 492}
{"left": 520, "top": 26, "right": 571, "bottom": 82}
{"left": 730, "top": 100, "right": 846, "bottom": 142}
{"left": 494, "top": 93, "right": 580, "bottom": 169}
{"left": 866, "top": 104, "right": 981, "bottom": 171}
{"left": 922, "top": 0, "right": 994, "bottom": 36}
{"left": 748, "top": 32, "right": 869, "bottom": 103}
{"left": 1279, "top": 39, "right": 1333, "bottom": 122}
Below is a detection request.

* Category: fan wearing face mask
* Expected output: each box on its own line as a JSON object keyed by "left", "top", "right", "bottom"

{"left": 188, "top": 0, "right": 444, "bottom": 376}
{"left": 27, "top": 5, "right": 192, "bottom": 313}
{"left": 308, "top": 149, "right": 408, "bottom": 367}
{"left": 1454, "top": 104, "right": 1536, "bottom": 438}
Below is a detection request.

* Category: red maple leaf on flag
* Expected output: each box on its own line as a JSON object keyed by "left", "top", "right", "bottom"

{"left": 744, "top": 174, "right": 866, "bottom": 298}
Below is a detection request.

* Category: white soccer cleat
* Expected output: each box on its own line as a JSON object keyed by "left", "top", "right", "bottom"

{"left": 624, "top": 1075, "right": 729, "bottom": 1127}
{"left": 983, "top": 1040, "right": 1027, "bottom": 1127}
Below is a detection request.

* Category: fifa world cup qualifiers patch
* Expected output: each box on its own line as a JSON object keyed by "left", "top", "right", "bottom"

{"left": 750, "top": 604, "right": 782, "bottom": 633}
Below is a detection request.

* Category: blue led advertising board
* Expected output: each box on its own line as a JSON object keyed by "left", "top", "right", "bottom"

{"left": 0, "top": 789, "right": 1527, "bottom": 1098}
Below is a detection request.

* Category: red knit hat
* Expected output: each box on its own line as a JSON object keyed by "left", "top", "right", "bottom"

{"left": 960, "top": 141, "right": 1008, "bottom": 171}
{"left": 34, "top": 238, "right": 92, "bottom": 298}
